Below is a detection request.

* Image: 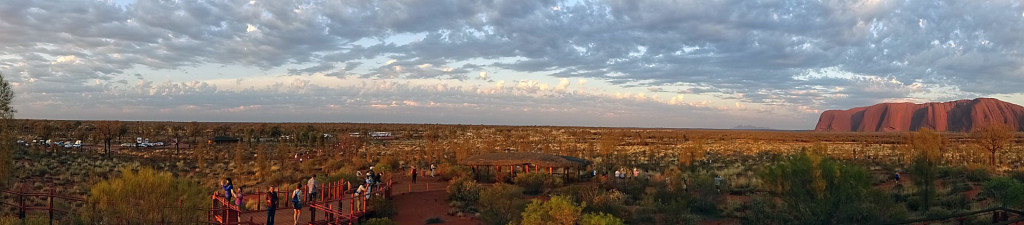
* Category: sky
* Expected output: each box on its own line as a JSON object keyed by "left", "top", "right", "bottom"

{"left": 3, "top": 0, "right": 1024, "bottom": 130}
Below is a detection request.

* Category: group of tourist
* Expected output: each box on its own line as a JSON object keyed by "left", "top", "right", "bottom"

{"left": 608, "top": 167, "right": 645, "bottom": 179}
{"left": 213, "top": 163, "right": 440, "bottom": 224}
{"left": 219, "top": 174, "right": 317, "bottom": 225}
{"left": 355, "top": 167, "right": 384, "bottom": 201}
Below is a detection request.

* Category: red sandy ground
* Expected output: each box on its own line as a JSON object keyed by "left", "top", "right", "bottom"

{"left": 392, "top": 190, "right": 478, "bottom": 225}
{"left": 389, "top": 174, "right": 480, "bottom": 225}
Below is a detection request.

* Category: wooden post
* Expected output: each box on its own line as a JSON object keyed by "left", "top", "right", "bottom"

{"left": 48, "top": 188, "right": 54, "bottom": 225}
{"left": 510, "top": 165, "right": 514, "bottom": 178}
{"left": 256, "top": 189, "right": 261, "bottom": 211}
{"left": 18, "top": 186, "right": 24, "bottom": 219}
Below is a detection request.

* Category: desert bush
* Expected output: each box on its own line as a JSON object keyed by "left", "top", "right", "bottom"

{"left": 936, "top": 166, "right": 965, "bottom": 179}
{"left": 924, "top": 207, "right": 952, "bottom": 218}
{"left": 1007, "top": 170, "right": 1024, "bottom": 183}
{"left": 555, "top": 184, "right": 599, "bottom": 204}
{"left": 520, "top": 195, "right": 584, "bottom": 225}
{"left": 651, "top": 186, "right": 692, "bottom": 224}
{"left": 425, "top": 217, "right": 444, "bottom": 224}
{"left": 587, "top": 189, "right": 628, "bottom": 219}
{"left": 367, "top": 195, "right": 396, "bottom": 218}
{"left": 323, "top": 158, "right": 345, "bottom": 172}
{"left": 938, "top": 193, "right": 969, "bottom": 211}
{"left": 757, "top": 151, "right": 904, "bottom": 224}
{"left": 687, "top": 173, "right": 721, "bottom": 216}
{"left": 965, "top": 167, "right": 990, "bottom": 182}
{"left": 373, "top": 161, "right": 394, "bottom": 174}
{"left": 983, "top": 176, "right": 1024, "bottom": 208}
{"left": 439, "top": 164, "right": 471, "bottom": 181}
{"left": 0, "top": 216, "right": 18, "bottom": 225}
{"left": 479, "top": 183, "right": 526, "bottom": 225}
{"left": 514, "top": 172, "right": 551, "bottom": 195}
{"left": 447, "top": 177, "right": 481, "bottom": 207}
{"left": 363, "top": 218, "right": 396, "bottom": 225}
{"left": 85, "top": 167, "right": 206, "bottom": 224}
{"left": 579, "top": 212, "right": 625, "bottom": 225}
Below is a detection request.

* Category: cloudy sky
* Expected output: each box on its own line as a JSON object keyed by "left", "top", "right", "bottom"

{"left": 3, "top": 0, "right": 1024, "bottom": 130}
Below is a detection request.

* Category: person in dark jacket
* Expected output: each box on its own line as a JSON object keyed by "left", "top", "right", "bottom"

{"left": 266, "top": 186, "right": 278, "bottom": 225}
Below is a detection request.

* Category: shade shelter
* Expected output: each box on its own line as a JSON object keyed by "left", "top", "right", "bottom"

{"left": 461, "top": 152, "right": 590, "bottom": 182}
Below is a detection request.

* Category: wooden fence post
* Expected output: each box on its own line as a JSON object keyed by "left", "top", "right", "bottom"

{"left": 48, "top": 188, "right": 54, "bottom": 225}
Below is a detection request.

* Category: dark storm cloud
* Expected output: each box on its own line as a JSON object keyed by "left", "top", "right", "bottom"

{"left": 3, "top": 0, "right": 1024, "bottom": 119}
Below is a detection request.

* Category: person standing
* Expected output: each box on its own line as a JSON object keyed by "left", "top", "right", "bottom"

{"left": 307, "top": 175, "right": 319, "bottom": 202}
{"left": 234, "top": 186, "right": 244, "bottom": 222}
{"left": 292, "top": 185, "right": 303, "bottom": 225}
{"left": 221, "top": 178, "right": 234, "bottom": 201}
{"left": 430, "top": 163, "right": 437, "bottom": 177}
{"left": 266, "top": 186, "right": 278, "bottom": 225}
{"left": 411, "top": 166, "right": 418, "bottom": 184}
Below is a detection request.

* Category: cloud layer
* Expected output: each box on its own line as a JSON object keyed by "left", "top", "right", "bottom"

{"left": 3, "top": 0, "right": 1024, "bottom": 129}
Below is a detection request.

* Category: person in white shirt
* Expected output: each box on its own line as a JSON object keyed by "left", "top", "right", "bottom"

{"left": 307, "top": 175, "right": 318, "bottom": 202}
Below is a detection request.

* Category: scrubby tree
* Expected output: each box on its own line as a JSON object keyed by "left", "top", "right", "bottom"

{"left": 756, "top": 150, "right": 904, "bottom": 224}
{"left": 233, "top": 141, "right": 247, "bottom": 175}
{"left": 908, "top": 128, "right": 944, "bottom": 211}
{"left": 579, "top": 212, "right": 625, "bottom": 225}
{"left": 519, "top": 195, "right": 584, "bottom": 225}
{"left": 186, "top": 121, "right": 201, "bottom": 149}
{"left": 95, "top": 121, "right": 122, "bottom": 156}
{"left": 983, "top": 177, "right": 1024, "bottom": 208}
{"left": 0, "top": 72, "right": 15, "bottom": 184}
{"left": 168, "top": 124, "right": 184, "bottom": 155}
{"left": 33, "top": 121, "right": 54, "bottom": 150}
{"left": 973, "top": 124, "right": 1014, "bottom": 167}
{"left": 479, "top": 183, "right": 526, "bottom": 225}
{"left": 86, "top": 167, "right": 206, "bottom": 223}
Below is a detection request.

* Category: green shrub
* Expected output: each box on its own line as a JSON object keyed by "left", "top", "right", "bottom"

{"left": 938, "top": 193, "right": 969, "bottom": 211}
{"left": 0, "top": 216, "right": 19, "bottom": 225}
{"left": 479, "top": 183, "right": 526, "bottom": 225}
{"left": 983, "top": 176, "right": 1024, "bottom": 208}
{"left": 367, "top": 195, "right": 396, "bottom": 218}
{"left": 1008, "top": 170, "right": 1024, "bottom": 183}
{"left": 579, "top": 212, "right": 625, "bottom": 225}
{"left": 687, "top": 174, "right": 720, "bottom": 216}
{"left": 363, "top": 218, "right": 396, "bottom": 225}
{"left": 756, "top": 151, "right": 904, "bottom": 224}
{"left": 587, "top": 189, "right": 628, "bottom": 219}
{"left": 373, "top": 162, "right": 393, "bottom": 174}
{"left": 520, "top": 195, "right": 584, "bottom": 225}
{"left": 447, "top": 177, "right": 480, "bottom": 205}
{"left": 514, "top": 172, "right": 548, "bottom": 195}
{"left": 966, "top": 168, "right": 990, "bottom": 182}
{"left": 439, "top": 164, "right": 471, "bottom": 181}
{"left": 425, "top": 217, "right": 444, "bottom": 224}
{"left": 555, "top": 184, "right": 599, "bottom": 204}
{"left": 514, "top": 172, "right": 562, "bottom": 195}
{"left": 85, "top": 167, "right": 206, "bottom": 224}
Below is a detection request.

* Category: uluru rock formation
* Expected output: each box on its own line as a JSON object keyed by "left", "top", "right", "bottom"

{"left": 815, "top": 98, "right": 1024, "bottom": 132}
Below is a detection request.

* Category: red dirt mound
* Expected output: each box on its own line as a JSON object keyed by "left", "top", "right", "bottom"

{"left": 815, "top": 98, "right": 1024, "bottom": 132}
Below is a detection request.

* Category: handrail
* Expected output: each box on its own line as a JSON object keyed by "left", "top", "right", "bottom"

{"left": 883, "top": 206, "right": 1023, "bottom": 225}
